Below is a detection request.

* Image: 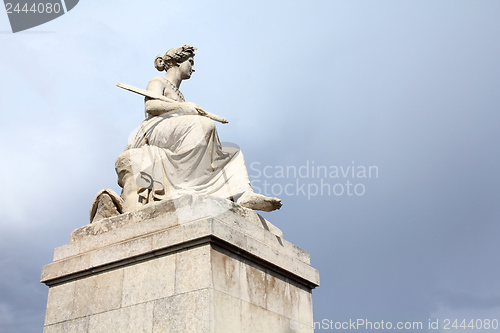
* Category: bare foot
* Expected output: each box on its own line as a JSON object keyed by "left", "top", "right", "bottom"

{"left": 236, "top": 191, "right": 282, "bottom": 212}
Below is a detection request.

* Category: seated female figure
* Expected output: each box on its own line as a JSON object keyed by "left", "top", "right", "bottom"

{"left": 115, "top": 45, "right": 282, "bottom": 213}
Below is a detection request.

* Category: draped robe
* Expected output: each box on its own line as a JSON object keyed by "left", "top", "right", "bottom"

{"left": 115, "top": 77, "right": 252, "bottom": 212}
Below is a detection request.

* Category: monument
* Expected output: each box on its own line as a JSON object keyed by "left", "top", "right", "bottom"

{"left": 41, "top": 45, "right": 319, "bottom": 332}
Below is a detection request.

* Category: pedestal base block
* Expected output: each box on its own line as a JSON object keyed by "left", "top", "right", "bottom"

{"left": 41, "top": 195, "right": 319, "bottom": 333}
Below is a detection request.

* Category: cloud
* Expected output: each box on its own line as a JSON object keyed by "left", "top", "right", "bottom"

{"left": 0, "top": 303, "right": 15, "bottom": 330}
{"left": 436, "top": 290, "right": 500, "bottom": 310}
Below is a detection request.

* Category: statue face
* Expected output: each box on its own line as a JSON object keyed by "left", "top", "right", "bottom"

{"left": 179, "top": 57, "right": 195, "bottom": 80}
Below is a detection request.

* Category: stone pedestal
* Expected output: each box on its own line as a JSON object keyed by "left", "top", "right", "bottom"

{"left": 41, "top": 194, "right": 319, "bottom": 333}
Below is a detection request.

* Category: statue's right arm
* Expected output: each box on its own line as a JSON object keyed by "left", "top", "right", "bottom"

{"left": 144, "top": 79, "right": 183, "bottom": 116}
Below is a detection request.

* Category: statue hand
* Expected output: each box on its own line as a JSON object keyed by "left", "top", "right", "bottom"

{"left": 182, "top": 102, "right": 227, "bottom": 124}
{"left": 184, "top": 102, "right": 207, "bottom": 116}
{"left": 180, "top": 102, "right": 201, "bottom": 115}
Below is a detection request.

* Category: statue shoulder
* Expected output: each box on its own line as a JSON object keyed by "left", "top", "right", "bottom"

{"left": 146, "top": 76, "right": 167, "bottom": 94}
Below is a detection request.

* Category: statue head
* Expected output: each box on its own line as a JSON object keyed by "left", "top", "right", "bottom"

{"left": 154, "top": 45, "right": 197, "bottom": 72}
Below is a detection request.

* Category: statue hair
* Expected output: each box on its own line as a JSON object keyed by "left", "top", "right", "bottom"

{"left": 154, "top": 45, "right": 197, "bottom": 72}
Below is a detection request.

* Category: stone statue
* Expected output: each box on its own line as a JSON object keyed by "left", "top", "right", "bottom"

{"left": 90, "top": 45, "right": 282, "bottom": 222}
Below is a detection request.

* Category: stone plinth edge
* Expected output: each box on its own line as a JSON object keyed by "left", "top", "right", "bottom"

{"left": 71, "top": 194, "right": 283, "bottom": 242}
{"left": 41, "top": 195, "right": 319, "bottom": 289}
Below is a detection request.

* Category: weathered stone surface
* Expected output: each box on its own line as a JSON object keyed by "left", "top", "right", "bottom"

{"left": 88, "top": 302, "right": 154, "bottom": 333}
{"left": 72, "top": 274, "right": 95, "bottom": 318}
{"left": 70, "top": 194, "right": 282, "bottom": 245}
{"left": 44, "top": 281, "right": 75, "bottom": 325}
{"left": 42, "top": 196, "right": 317, "bottom": 288}
{"left": 153, "top": 289, "right": 212, "bottom": 333}
{"left": 92, "top": 269, "right": 124, "bottom": 314}
{"left": 88, "top": 233, "right": 153, "bottom": 268}
{"left": 43, "top": 317, "right": 89, "bottom": 333}
{"left": 211, "top": 247, "right": 241, "bottom": 298}
{"left": 175, "top": 245, "right": 212, "bottom": 294}
{"left": 241, "top": 300, "right": 289, "bottom": 333}
{"left": 213, "top": 290, "right": 241, "bottom": 332}
{"left": 41, "top": 195, "right": 319, "bottom": 332}
{"left": 121, "top": 254, "right": 175, "bottom": 307}
{"left": 266, "top": 272, "right": 294, "bottom": 318}
{"left": 241, "top": 259, "right": 268, "bottom": 309}
{"left": 89, "top": 189, "right": 123, "bottom": 223}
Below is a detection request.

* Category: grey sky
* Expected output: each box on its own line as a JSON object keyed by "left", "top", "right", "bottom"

{"left": 1, "top": 1, "right": 499, "bottom": 332}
